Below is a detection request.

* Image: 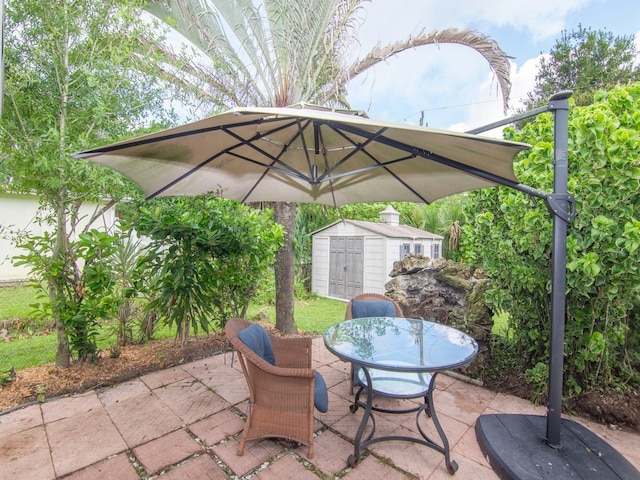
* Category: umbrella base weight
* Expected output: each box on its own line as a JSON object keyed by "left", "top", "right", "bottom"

{"left": 475, "top": 414, "right": 639, "bottom": 480}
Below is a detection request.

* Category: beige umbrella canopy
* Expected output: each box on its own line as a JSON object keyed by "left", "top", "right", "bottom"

{"left": 74, "top": 104, "right": 531, "bottom": 205}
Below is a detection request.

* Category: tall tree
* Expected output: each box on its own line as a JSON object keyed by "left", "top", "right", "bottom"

{"left": 145, "top": 0, "right": 513, "bottom": 334}
{"left": 523, "top": 24, "right": 640, "bottom": 109}
{"left": 0, "top": 0, "right": 173, "bottom": 367}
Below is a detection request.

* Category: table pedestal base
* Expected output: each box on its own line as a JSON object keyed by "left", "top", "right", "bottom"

{"left": 349, "top": 372, "right": 458, "bottom": 475}
{"left": 475, "top": 414, "right": 639, "bottom": 480}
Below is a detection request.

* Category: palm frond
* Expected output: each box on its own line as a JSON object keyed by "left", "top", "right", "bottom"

{"left": 329, "top": 27, "right": 513, "bottom": 112}
{"left": 146, "top": 3, "right": 511, "bottom": 115}
{"left": 146, "top": 0, "right": 271, "bottom": 106}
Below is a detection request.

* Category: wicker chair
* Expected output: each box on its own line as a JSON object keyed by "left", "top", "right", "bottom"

{"left": 225, "top": 318, "right": 326, "bottom": 459}
{"left": 345, "top": 293, "right": 404, "bottom": 394}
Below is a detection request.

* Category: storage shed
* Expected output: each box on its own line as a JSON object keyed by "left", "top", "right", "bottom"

{"left": 311, "top": 206, "right": 443, "bottom": 300}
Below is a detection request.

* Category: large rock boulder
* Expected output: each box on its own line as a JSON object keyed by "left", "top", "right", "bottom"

{"left": 385, "top": 256, "right": 493, "bottom": 377}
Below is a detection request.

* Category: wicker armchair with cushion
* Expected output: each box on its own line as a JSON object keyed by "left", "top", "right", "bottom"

{"left": 224, "top": 318, "right": 328, "bottom": 459}
{"left": 345, "top": 293, "right": 404, "bottom": 394}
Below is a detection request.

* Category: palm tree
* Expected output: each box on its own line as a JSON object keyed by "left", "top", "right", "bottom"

{"left": 145, "top": 0, "right": 513, "bottom": 334}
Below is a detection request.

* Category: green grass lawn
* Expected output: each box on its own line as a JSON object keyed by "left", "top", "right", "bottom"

{"left": 0, "top": 284, "right": 43, "bottom": 321}
{"left": 0, "top": 296, "right": 347, "bottom": 373}
{"left": 0, "top": 334, "right": 57, "bottom": 372}
{"left": 246, "top": 296, "right": 346, "bottom": 333}
{"left": 0, "top": 294, "right": 506, "bottom": 374}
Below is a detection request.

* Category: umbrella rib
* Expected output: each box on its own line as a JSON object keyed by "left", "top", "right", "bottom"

{"left": 314, "top": 122, "right": 341, "bottom": 208}
{"left": 148, "top": 149, "right": 312, "bottom": 200}
{"left": 75, "top": 117, "right": 295, "bottom": 155}
{"left": 330, "top": 121, "right": 529, "bottom": 193}
{"left": 147, "top": 150, "right": 227, "bottom": 199}
{"left": 239, "top": 119, "right": 314, "bottom": 203}
{"left": 314, "top": 123, "right": 386, "bottom": 184}
{"left": 301, "top": 120, "right": 317, "bottom": 182}
{"left": 324, "top": 153, "right": 430, "bottom": 203}
{"left": 222, "top": 123, "right": 313, "bottom": 180}
{"left": 234, "top": 119, "right": 314, "bottom": 203}
{"left": 225, "top": 151, "right": 309, "bottom": 181}
{"left": 315, "top": 122, "right": 431, "bottom": 203}
{"left": 145, "top": 119, "right": 310, "bottom": 199}
{"left": 241, "top": 119, "right": 329, "bottom": 203}
{"left": 324, "top": 154, "right": 415, "bottom": 181}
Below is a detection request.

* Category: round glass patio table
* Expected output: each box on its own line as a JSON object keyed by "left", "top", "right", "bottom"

{"left": 323, "top": 317, "right": 478, "bottom": 475}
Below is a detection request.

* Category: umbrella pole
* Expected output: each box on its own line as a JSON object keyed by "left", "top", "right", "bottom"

{"left": 475, "top": 92, "right": 640, "bottom": 479}
{"left": 546, "top": 91, "right": 571, "bottom": 448}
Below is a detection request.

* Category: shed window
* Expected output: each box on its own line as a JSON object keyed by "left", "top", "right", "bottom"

{"left": 414, "top": 244, "right": 423, "bottom": 255}
{"left": 400, "top": 243, "right": 411, "bottom": 258}
{"left": 432, "top": 243, "right": 440, "bottom": 259}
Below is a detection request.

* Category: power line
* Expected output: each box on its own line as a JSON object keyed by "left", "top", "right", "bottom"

{"left": 401, "top": 98, "right": 502, "bottom": 123}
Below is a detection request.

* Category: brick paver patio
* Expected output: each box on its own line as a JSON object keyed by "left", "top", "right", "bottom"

{"left": 1, "top": 338, "right": 638, "bottom": 479}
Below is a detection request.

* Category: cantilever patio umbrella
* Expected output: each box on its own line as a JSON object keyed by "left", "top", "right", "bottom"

{"left": 75, "top": 98, "right": 637, "bottom": 479}
{"left": 74, "top": 104, "right": 532, "bottom": 205}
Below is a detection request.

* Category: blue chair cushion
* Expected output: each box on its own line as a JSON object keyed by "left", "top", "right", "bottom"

{"left": 351, "top": 300, "right": 396, "bottom": 318}
{"left": 314, "top": 372, "right": 329, "bottom": 413}
{"left": 237, "top": 323, "right": 276, "bottom": 365}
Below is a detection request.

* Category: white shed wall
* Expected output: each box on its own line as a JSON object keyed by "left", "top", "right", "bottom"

{"left": 312, "top": 222, "right": 384, "bottom": 298}
{"left": 362, "top": 236, "right": 386, "bottom": 294}
{"left": 312, "top": 220, "right": 443, "bottom": 299}
{"left": 311, "top": 236, "right": 330, "bottom": 297}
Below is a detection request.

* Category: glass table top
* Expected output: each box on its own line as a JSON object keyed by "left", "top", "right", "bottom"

{"left": 323, "top": 317, "right": 478, "bottom": 372}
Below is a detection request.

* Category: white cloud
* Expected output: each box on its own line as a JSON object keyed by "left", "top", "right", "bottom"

{"left": 447, "top": 54, "right": 547, "bottom": 137}
{"left": 347, "top": 42, "right": 509, "bottom": 125}
{"left": 429, "top": 0, "right": 591, "bottom": 41}
{"left": 353, "top": 0, "right": 592, "bottom": 53}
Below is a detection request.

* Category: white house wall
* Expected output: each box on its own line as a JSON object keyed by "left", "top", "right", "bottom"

{"left": 0, "top": 193, "right": 116, "bottom": 282}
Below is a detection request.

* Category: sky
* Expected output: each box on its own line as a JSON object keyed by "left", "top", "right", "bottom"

{"left": 344, "top": 0, "right": 640, "bottom": 135}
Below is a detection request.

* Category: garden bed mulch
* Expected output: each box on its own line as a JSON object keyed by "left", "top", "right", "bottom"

{"left": 0, "top": 333, "right": 228, "bottom": 411}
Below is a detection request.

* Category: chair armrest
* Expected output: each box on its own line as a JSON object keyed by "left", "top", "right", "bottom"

{"left": 270, "top": 335, "right": 313, "bottom": 369}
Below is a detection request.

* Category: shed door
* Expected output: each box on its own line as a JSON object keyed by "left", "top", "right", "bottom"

{"left": 329, "top": 236, "right": 363, "bottom": 299}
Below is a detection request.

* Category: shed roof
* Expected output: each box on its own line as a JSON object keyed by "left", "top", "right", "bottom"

{"left": 312, "top": 219, "right": 443, "bottom": 240}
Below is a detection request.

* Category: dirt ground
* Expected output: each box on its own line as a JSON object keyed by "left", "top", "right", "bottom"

{"left": 1, "top": 330, "right": 638, "bottom": 435}
{"left": 482, "top": 369, "right": 640, "bottom": 434}
{"left": 0, "top": 333, "right": 228, "bottom": 411}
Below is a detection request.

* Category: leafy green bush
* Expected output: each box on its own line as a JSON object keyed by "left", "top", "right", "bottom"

{"left": 126, "top": 196, "right": 283, "bottom": 345}
{"left": 14, "top": 229, "right": 122, "bottom": 363}
{"left": 462, "top": 83, "right": 640, "bottom": 399}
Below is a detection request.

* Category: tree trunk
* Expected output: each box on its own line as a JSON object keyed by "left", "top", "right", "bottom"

{"left": 274, "top": 202, "right": 297, "bottom": 335}
{"left": 52, "top": 192, "right": 71, "bottom": 368}
{"left": 54, "top": 307, "right": 71, "bottom": 368}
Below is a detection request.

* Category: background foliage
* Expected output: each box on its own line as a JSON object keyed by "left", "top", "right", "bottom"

{"left": 0, "top": 0, "right": 176, "bottom": 366}
{"left": 522, "top": 24, "right": 640, "bottom": 110}
{"left": 462, "top": 83, "right": 640, "bottom": 400}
